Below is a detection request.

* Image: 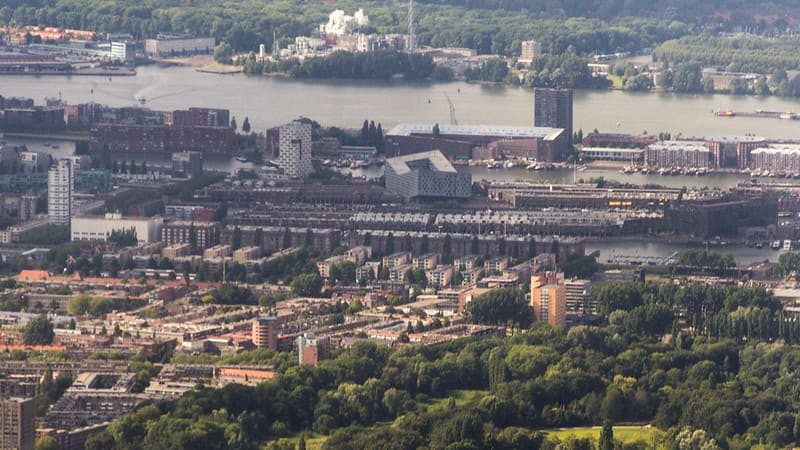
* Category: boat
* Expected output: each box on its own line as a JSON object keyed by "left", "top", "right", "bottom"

{"left": 780, "top": 112, "right": 797, "bottom": 120}
{"left": 505, "top": 161, "right": 515, "bottom": 168}
{"left": 715, "top": 109, "right": 735, "bottom": 117}
{"left": 52, "top": 144, "right": 59, "bottom": 149}
{"left": 486, "top": 161, "right": 502, "bottom": 169}
{"left": 235, "top": 156, "right": 248, "bottom": 163}
{"left": 526, "top": 163, "right": 538, "bottom": 171}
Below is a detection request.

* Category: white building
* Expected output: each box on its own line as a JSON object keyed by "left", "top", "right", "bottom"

{"left": 71, "top": 213, "right": 163, "bottom": 244}
{"left": 110, "top": 41, "right": 136, "bottom": 61}
{"left": 145, "top": 34, "right": 215, "bottom": 58}
{"left": 278, "top": 120, "right": 313, "bottom": 179}
{"left": 48, "top": 159, "right": 73, "bottom": 227}
{"left": 519, "top": 40, "right": 542, "bottom": 64}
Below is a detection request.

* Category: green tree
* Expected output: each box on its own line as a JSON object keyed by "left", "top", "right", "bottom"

{"left": 291, "top": 273, "right": 323, "bottom": 297}
{"left": 468, "top": 288, "right": 532, "bottom": 328}
{"left": 214, "top": 41, "right": 233, "bottom": 64}
{"left": 35, "top": 436, "right": 60, "bottom": 450}
{"left": 599, "top": 420, "right": 614, "bottom": 450}
{"left": 23, "top": 315, "right": 54, "bottom": 345}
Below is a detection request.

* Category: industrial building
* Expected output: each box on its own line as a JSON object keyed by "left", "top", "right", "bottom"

{"left": 70, "top": 213, "right": 164, "bottom": 244}
{"left": 385, "top": 123, "right": 569, "bottom": 162}
{"left": 384, "top": 150, "right": 472, "bottom": 200}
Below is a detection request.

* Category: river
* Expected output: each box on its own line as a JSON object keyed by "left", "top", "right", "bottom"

{"left": 4, "top": 65, "right": 800, "bottom": 138}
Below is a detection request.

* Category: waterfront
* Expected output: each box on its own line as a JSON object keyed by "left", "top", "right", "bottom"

{"left": 585, "top": 240, "right": 788, "bottom": 265}
{"left": 5, "top": 66, "right": 800, "bottom": 138}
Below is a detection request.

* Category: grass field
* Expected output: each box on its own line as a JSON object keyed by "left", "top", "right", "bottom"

{"left": 423, "top": 389, "right": 489, "bottom": 411}
{"left": 541, "top": 425, "right": 661, "bottom": 444}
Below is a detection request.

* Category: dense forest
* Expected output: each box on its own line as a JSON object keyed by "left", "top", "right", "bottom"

{"left": 0, "top": 0, "right": 689, "bottom": 56}
{"left": 654, "top": 35, "right": 800, "bottom": 73}
{"left": 79, "top": 281, "right": 800, "bottom": 449}
{"left": 241, "top": 50, "right": 443, "bottom": 80}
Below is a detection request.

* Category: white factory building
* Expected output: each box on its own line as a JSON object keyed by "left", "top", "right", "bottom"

{"left": 71, "top": 213, "right": 163, "bottom": 244}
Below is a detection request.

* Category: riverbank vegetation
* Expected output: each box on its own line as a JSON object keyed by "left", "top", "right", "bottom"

{"left": 79, "top": 280, "right": 800, "bottom": 449}
{"left": 241, "top": 50, "right": 441, "bottom": 81}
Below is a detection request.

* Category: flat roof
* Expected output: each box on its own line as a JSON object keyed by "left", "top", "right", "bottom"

{"left": 387, "top": 123, "right": 564, "bottom": 139}
{"left": 647, "top": 140, "right": 709, "bottom": 152}
{"left": 752, "top": 145, "right": 800, "bottom": 155}
{"left": 582, "top": 147, "right": 644, "bottom": 153}
{"left": 386, "top": 150, "right": 458, "bottom": 175}
{"left": 706, "top": 136, "right": 766, "bottom": 143}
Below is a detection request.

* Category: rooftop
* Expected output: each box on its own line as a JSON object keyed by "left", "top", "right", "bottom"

{"left": 751, "top": 145, "right": 800, "bottom": 155}
{"left": 387, "top": 123, "right": 564, "bottom": 139}
{"left": 386, "top": 150, "right": 458, "bottom": 175}
{"left": 646, "top": 140, "right": 709, "bottom": 152}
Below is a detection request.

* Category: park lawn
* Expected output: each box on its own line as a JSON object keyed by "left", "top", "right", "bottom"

{"left": 423, "top": 389, "right": 489, "bottom": 411}
{"left": 541, "top": 425, "right": 662, "bottom": 444}
{"left": 270, "top": 434, "right": 328, "bottom": 450}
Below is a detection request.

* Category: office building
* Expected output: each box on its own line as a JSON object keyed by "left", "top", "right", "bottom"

{"left": 533, "top": 88, "right": 573, "bottom": 142}
{"left": 531, "top": 275, "right": 566, "bottom": 327}
{"left": 297, "top": 332, "right": 330, "bottom": 366}
{"left": 564, "top": 278, "right": 594, "bottom": 314}
{"left": 519, "top": 40, "right": 542, "bottom": 64}
{"left": 48, "top": 159, "right": 73, "bottom": 227}
{"left": 252, "top": 316, "right": 279, "bottom": 350}
{"left": 278, "top": 121, "right": 313, "bottom": 179}
{"left": 171, "top": 151, "right": 203, "bottom": 178}
{"left": 71, "top": 213, "right": 163, "bottom": 244}
{"left": 0, "top": 397, "right": 35, "bottom": 450}
{"left": 384, "top": 150, "right": 472, "bottom": 200}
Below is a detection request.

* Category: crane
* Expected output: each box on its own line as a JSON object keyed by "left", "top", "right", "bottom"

{"left": 444, "top": 92, "right": 458, "bottom": 125}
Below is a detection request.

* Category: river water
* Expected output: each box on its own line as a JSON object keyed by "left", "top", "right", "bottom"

{"left": 4, "top": 65, "right": 800, "bottom": 138}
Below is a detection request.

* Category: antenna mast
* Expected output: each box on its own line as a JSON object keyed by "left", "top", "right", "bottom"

{"left": 408, "top": 0, "right": 415, "bottom": 53}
